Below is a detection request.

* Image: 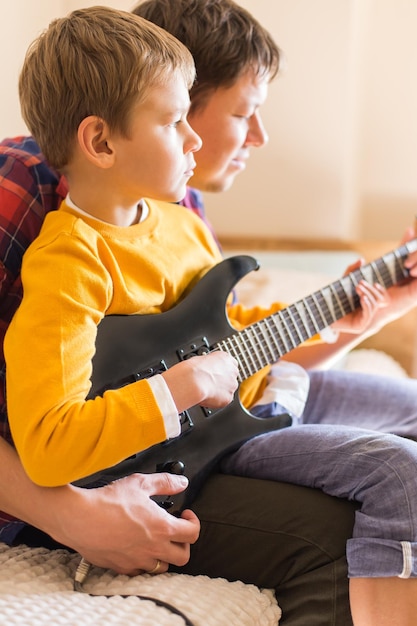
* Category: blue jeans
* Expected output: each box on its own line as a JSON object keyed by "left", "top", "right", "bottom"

{"left": 253, "top": 368, "right": 417, "bottom": 438}
{"left": 304, "top": 369, "right": 417, "bottom": 439}
{"left": 221, "top": 423, "right": 417, "bottom": 578}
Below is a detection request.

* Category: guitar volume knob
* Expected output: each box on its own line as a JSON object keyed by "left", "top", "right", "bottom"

{"left": 159, "top": 460, "right": 186, "bottom": 475}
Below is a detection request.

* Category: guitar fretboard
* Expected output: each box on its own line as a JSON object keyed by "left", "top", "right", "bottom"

{"left": 216, "top": 240, "right": 417, "bottom": 382}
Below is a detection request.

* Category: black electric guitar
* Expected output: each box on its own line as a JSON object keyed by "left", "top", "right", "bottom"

{"left": 75, "top": 238, "right": 417, "bottom": 511}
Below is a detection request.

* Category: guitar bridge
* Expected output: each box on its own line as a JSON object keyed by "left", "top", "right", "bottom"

{"left": 92, "top": 359, "right": 169, "bottom": 396}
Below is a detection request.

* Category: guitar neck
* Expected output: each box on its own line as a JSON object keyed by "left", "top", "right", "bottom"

{"left": 217, "top": 239, "right": 417, "bottom": 382}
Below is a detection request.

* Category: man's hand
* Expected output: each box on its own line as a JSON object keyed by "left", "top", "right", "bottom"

{"left": 50, "top": 473, "right": 200, "bottom": 575}
{"left": 357, "top": 226, "right": 417, "bottom": 333}
{"left": 331, "top": 258, "right": 389, "bottom": 335}
{"left": 331, "top": 226, "right": 417, "bottom": 337}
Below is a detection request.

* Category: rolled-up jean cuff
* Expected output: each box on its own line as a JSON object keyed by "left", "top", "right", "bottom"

{"left": 347, "top": 538, "right": 417, "bottom": 578}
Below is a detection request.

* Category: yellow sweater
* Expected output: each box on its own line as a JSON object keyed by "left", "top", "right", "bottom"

{"left": 5, "top": 198, "right": 287, "bottom": 486}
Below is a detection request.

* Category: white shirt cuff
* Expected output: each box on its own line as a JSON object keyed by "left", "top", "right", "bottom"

{"left": 147, "top": 374, "right": 181, "bottom": 439}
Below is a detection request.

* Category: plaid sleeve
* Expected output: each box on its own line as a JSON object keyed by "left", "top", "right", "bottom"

{"left": 0, "top": 137, "right": 67, "bottom": 541}
{"left": 0, "top": 136, "right": 67, "bottom": 438}
{"left": 180, "top": 186, "right": 221, "bottom": 251}
{"left": 0, "top": 137, "right": 66, "bottom": 283}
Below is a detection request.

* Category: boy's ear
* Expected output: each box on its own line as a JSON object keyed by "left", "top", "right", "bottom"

{"left": 77, "top": 116, "right": 115, "bottom": 168}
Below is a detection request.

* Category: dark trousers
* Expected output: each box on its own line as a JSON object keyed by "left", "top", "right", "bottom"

{"left": 16, "top": 473, "right": 356, "bottom": 625}
{"left": 177, "top": 474, "right": 357, "bottom": 626}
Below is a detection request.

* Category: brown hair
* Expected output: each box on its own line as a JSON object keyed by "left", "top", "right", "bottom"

{"left": 19, "top": 6, "right": 195, "bottom": 170}
{"left": 133, "top": 0, "right": 282, "bottom": 110}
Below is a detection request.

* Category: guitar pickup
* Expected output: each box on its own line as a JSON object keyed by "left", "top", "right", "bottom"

{"left": 177, "top": 337, "right": 210, "bottom": 360}
{"left": 135, "top": 360, "right": 168, "bottom": 379}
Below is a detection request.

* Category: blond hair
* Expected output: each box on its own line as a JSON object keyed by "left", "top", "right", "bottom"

{"left": 19, "top": 6, "right": 195, "bottom": 169}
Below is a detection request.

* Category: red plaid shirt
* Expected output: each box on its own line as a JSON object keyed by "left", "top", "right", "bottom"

{"left": 0, "top": 137, "right": 68, "bottom": 541}
{"left": 0, "top": 136, "right": 211, "bottom": 543}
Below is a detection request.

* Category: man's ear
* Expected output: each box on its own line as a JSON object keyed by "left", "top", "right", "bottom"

{"left": 77, "top": 116, "right": 115, "bottom": 168}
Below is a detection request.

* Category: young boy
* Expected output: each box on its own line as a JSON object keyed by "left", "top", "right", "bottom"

{"left": 5, "top": 7, "right": 240, "bottom": 488}
{"left": 5, "top": 6, "right": 417, "bottom": 625}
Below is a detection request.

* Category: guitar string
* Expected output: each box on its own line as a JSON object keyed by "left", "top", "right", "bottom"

{"left": 217, "top": 245, "right": 410, "bottom": 374}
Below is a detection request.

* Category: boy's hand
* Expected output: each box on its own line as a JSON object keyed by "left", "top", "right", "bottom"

{"left": 162, "top": 351, "right": 239, "bottom": 413}
{"left": 56, "top": 473, "right": 200, "bottom": 575}
{"left": 331, "top": 258, "right": 389, "bottom": 335}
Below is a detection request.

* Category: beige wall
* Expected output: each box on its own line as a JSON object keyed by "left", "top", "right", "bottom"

{"left": 1, "top": 1, "right": 416, "bottom": 242}
{"left": 358, "top": 0, "right": 417, "bottom": 240}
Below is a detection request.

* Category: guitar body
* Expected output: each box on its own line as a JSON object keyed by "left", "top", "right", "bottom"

{"left": 74, "top": 236, "right": 417, "bottom": 510}
{"left": 76, "top": 256, "right": 291, "bottom": 511}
